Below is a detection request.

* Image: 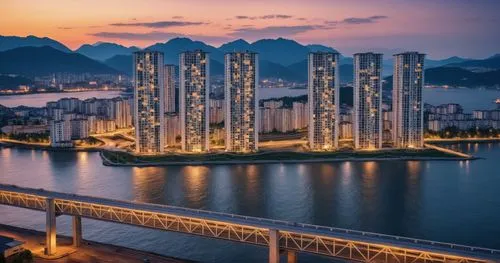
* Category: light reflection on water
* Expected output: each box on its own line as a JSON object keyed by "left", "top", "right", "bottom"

{"left": 0, "top": 143, "right": 499, "bottom": 262}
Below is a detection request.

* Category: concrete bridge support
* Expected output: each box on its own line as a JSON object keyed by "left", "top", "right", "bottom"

{"left": 269, "top": 229, "right": 280, "bottom": 263}
{"left": 287, "top": 250, "right": 297, "bottom": 263}
{"left": 45, "top": 198, "right": 56, "bottom": 255}
{"left": 72, "top": 216, "right": 82, "bottom": 247}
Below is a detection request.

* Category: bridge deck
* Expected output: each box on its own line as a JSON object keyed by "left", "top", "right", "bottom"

{"left": 1, "top": 184, "right": 499, "bottom": 262}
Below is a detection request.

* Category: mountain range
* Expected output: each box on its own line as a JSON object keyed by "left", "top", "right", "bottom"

{"left": 445, "top": 54, "right": 500, "bottom": 71}
{"left": 0, "top": 46, "right": 118, "bottom": 77}
{"left": 0, "top": 35, "right": 499, "bottom": 89}
{"left": 0, "top": 35, "right": 71, "bottom": 53}
{"left": 75, "top": 42, "right": 140, "bottom": 61}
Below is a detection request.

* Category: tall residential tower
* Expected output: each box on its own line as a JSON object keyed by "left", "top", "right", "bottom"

{"left": 164, "top": 64, "right": 176, "bottom": 113}
{"left": 353, "top": 53, "right": 383, "bottom": 149}
{"left": 133, "top": 51, "right": 164, "bottom": 153}
{"left": 392, "top": 52, "right": 425, "bottom": 148}
{"left": 179, "top": 50, "right": 210, "bottom": 152}
{"left": 224, "top": 52, "right": 259, "bottom": 152}
{"left": 308, "top": 52, "right": 340, "bottom": 150}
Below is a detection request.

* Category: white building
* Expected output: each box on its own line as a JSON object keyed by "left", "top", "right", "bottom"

{"left": 292, "top": 102, "right": 309, "bottom": 130}
{"left": 133, "top": 51, "right": 165, "bottom": 153}
{"left": 224, "top": 52, "right": 259, "bottom": 152}
{"left": 164, "top": 64, "right": 176, "bottom": 113}
{"left": 308, "top": 52, "right": 340, "bottom": 150}
{"left": 179, "top": 50, "right": 210, "bottom": 152}
{"left": 392, "top": 52, "right": 425, "bottom": 148}
{"left": 111, "top": 98, "right": 132, "bottom": 129}
{"left": 70, "top": 119, "right": 89, "bottom": 139}
{"left": 50, "top": 120, "right": 72, "bottom": 147}
{"left": 353, "top": 53, "right": 383, "bottom": 149}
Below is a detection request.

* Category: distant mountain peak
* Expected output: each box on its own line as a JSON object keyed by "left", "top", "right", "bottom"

{"left": 0, "top": 35, "right": 71, "bottom": 53}
{"left": 75, "top": 42, "right": 139, "bottom": 61}
{"left": 0, "top": 46, "right": 118, "bottom": 77}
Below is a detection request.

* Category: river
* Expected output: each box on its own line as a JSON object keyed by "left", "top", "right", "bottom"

{"left": 0, "top": 90, "right": 125, "bottom": 108}
{"left": 0, "top": 88, "right": 498, "bottom": 111}
{"left": 0, "top": 142, "right": 499, "bottom": 262}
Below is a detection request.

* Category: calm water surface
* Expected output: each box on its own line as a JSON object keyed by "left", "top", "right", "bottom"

{"left": 1, "top": 88, "right": 498, "bottom": 111}
{"left": 0, "top": 90, "right": 124, "bottom": 108}
{"left": 0, "top": 143, "right": 499, "bottom": 262}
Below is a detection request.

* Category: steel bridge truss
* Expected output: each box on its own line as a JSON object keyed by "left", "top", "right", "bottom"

{"left": 0, "top": 187, "right": 496, "bottom": 263}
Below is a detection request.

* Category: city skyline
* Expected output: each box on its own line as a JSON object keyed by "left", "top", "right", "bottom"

{"left": 1, "top": 1, "right": 500, "bottom": 263}
{"left": 2, "top": 0, "right": 500, "bottom": 58}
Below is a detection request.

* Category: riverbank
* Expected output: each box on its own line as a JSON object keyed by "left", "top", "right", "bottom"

{"left": 101, "top": 147, "right": 474, "bottom": 167}
{"left": 425, "top": 137, "right": 500, "bottom": 144}
{"left": 0, "top": 139, "right": 103, "bottom": 152}
{"left": 0, "top": 224, "right": 194, "bottom": 263}
{"left": 0, "top": 88, "right": 125, "bottom": 97}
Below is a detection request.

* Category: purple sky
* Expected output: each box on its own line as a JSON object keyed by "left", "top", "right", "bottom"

{"left": 2, "top": 0, "right": 499, "bottom": 58}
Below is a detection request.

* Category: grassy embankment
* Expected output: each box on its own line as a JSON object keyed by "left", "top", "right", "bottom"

{"left": 102, "top": 147, "right": 463, "bottom": 165}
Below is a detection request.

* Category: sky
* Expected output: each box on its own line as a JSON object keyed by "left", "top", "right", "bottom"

{"left": 1, "top": 0, "right": 499, "bottom": 59}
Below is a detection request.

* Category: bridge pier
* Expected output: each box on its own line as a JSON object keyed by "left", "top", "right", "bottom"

{"left": 45, "top": 198, "right": 56, "bottom": 255}
{"left": 269, "top": 229, "right": 280, "bottom": 263}
{"left": 72, "top": 216, "right": 82, "bottom": 247}
{"left": 287, "top": 250, "right": 297, "bottom": 263}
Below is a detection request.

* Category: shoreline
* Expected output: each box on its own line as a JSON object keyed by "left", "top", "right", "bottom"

{"left": 0, "top": 223, "right": 194, "bottom": 262}
{"left": 4, "top": 138, "right": 497, "bottom": 167}
{"left": 0, "top": 88, "right": 126, "bottom": 97}
{"left": 100, "top": 146, "right": 477, "bottom": 167}
{"left": 424, "top": 138, "right": 500, "bottom": 143}
{"left": 2, "top": 137, "right": 497, "bottom": 153}
{"left": 0, "top": 140, "right": 103, "bottom": 152}
{"left": 101, "top": 152, "right": 475, "bottom": 167}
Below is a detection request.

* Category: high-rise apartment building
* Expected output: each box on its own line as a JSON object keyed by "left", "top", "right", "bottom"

{"left": 224, "top": 52, "right": 259, "bottom": 152}
{"left": 308, "top": 52, "right": 340, "bottom": 150}
{"left": 50, "top": 120, "right": 72, "bottom": 147}
{"left": 179, "top": 50, "right": 210, "bottom": 152}
{"left": 164, "top": 64, "right": 176, "bottom": 113}
{"left": 392, "top": 52, "right": 425, "bottom": 148}
{"left": 133, "top": 51, "right": 165, "bottom": 154}
{"left": 353, "top": 53, "right": 383, "bottom": 149}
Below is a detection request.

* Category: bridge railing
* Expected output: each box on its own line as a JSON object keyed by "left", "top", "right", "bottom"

{"left": 78, "top": 192, "right": 500, "bottom": 258}
{"left": 2, "top": 184, "right": 500, "bottom": 259}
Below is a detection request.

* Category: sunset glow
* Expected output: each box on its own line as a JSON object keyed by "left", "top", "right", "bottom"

{"left": 1, "top": 0, "right": 499, "bottom": 58}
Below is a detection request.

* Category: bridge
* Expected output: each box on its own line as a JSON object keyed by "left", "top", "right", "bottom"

{"left": 1, "top": 184, "right": 499, "bottom": 263}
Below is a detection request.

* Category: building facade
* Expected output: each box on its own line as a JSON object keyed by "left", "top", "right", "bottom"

{"left": 164, "top": 64, "right": 176, "bottom": 113}
{"left": 164, "top": 112, "right": 181, "bottom": 147}
{"left": 209, "top": 99, "right": 224, "bottom": 124}
{"left": 179, "top": 50, "right": 210, "bottom": 152}
{"left": 110, "top": 98, "right": 132, "bottom": 129}
{"left": 392, "top": 52, "right": 425, "bottom": 148}
{"left": 353, "top": 53, "right": 383, "bottom": 149}
{"left": 133, "top": 51, "right": 165, "bottom": 153}
{"left": 224, "top": 52, "right": 259, "bottom": 152}
{"left": 70, "top": 119, "right": 89, "bottom": 139}
{"left": 308, "top": 52, "right": 340, "bottom": 150}
{"left": 50, "top": 120, "right": 72, "bottom": 147}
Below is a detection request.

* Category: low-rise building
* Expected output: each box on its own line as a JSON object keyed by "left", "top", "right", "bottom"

{"left": 0, "top": 235, "right": 25, "bottom": 258}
